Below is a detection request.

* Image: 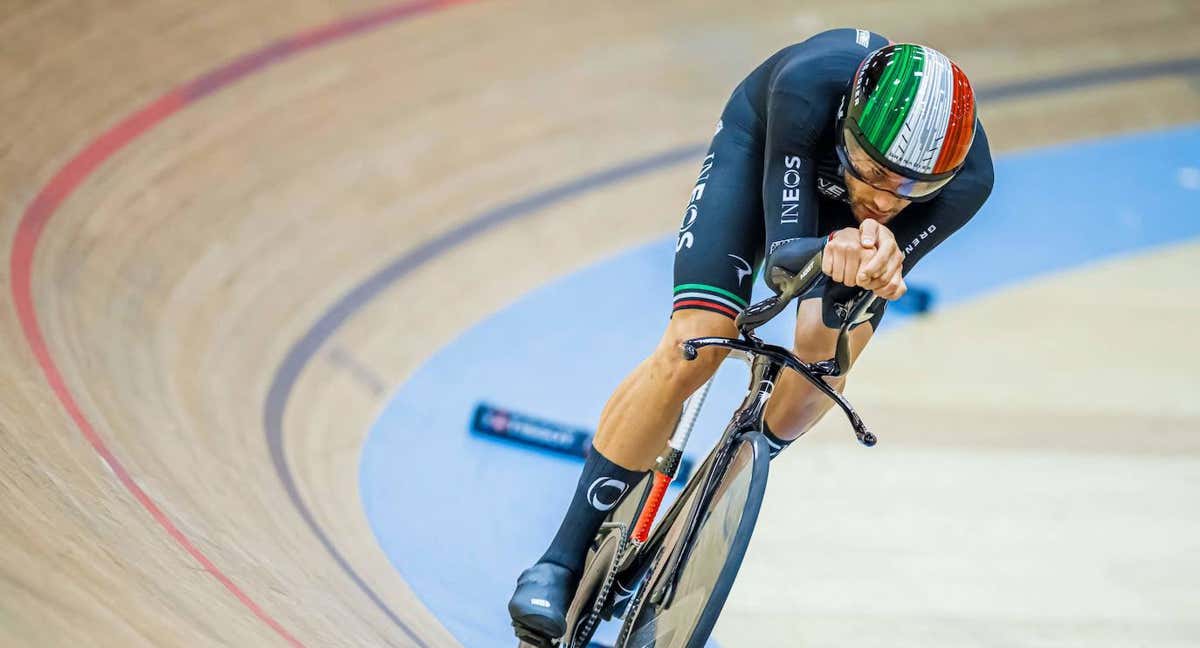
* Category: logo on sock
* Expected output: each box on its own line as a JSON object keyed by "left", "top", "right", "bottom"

{"left": 586, "top": 477, "right": 629, "bottom": 511}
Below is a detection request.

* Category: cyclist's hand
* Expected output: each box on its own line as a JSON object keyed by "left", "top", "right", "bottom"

{"left": 855, "top": 219, "right": 907, "bottom": 300}
{"left": 821, "top": 227, "right": 874, "bottom": 288}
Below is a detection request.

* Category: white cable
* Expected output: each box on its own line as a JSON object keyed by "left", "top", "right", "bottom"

{"left": 668, "top": 376, "right": 713, "bottom": 452}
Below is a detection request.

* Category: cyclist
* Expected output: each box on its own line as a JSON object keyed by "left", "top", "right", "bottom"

{"left": 509, "top": 28, "right": 994, "bottom": 642}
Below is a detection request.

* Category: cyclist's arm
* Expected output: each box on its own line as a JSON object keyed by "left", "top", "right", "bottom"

{"left": 891, "top": 123, "right": 995, "bottom": 274}
{"left": 760, "top": 87, "right": 825, "bottom": 284}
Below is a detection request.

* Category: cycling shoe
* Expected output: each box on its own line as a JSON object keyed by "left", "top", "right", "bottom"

{"left": 508, "top": 562, "right": 577, "bottom": 644}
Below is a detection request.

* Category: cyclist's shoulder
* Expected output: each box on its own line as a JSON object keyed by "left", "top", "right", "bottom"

{"left": 953, "top": 121, "right": 996, "bottom": 197}
{"left": 766, "top": 28, "right": 890, "bottom": 96}
{"left": 914, "top": 124, "right": 994, "bottom": 217}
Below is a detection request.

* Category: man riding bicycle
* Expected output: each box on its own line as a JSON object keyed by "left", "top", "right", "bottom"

{"left": 509, "top": 28, "right": 995, "bottom": 642}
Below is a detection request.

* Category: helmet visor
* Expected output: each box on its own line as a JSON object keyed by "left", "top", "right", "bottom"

{"left": 838, "top": 126, "right": 955, "bottom": 201}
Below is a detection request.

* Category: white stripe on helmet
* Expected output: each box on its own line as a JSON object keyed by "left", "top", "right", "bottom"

{"left": 885, "top": 46, "right": 955, "bottom": 175}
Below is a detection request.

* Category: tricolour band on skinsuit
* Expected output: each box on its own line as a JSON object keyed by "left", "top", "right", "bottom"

{"left": 671, "top": 85, "right": 765, "bottom": 321}
{"left": 672, "top": 283, "right": 749, "bottom": 319}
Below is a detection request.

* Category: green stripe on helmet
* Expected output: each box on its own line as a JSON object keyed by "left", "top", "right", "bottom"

{"left": 857, "top": 44, "right": 926, "bottom": 154}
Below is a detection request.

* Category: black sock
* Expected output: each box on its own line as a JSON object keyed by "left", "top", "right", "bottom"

{"left": 539, "top": 446, "right": 646, "bottom": 575}
{"left": 762, "top": 421, "right": 795, "bottom": 460}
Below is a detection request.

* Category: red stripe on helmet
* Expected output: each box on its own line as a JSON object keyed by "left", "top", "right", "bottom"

{"left": 932, "top": 61, "right": 976, "bottom": 175}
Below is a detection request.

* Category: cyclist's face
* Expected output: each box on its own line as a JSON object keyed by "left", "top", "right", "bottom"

{"left": 842, "top": 146, "right": 911, "bottom": 224}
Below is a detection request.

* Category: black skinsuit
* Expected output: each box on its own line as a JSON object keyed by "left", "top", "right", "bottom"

{"left": 671, "top": 28, "right": 995, "bottom": 329}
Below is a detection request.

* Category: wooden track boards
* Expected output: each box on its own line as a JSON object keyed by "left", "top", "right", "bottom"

{"left": 1, "top": 1, "right": 1197, "bottom": 645}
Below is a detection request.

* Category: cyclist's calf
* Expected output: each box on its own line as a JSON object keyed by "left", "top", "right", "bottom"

{"left": 593, "top": 309, "right": 735, "bottom": 470}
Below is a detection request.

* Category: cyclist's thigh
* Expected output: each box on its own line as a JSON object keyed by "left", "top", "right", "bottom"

{"left": 672, "top": 86, "right": 764, "bottom": 323}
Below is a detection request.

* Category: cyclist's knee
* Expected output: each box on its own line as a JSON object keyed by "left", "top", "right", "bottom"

{"left": 791, "top": 296, "right": 876, "bottom": 365}
{"left": 651, "top": 309, "right": 735, "bottom": 395}
{"left": 767, "top": 369, "right": 845, "bottom": 441}
{"left": 791, "top": 298, "right": 840, "bottom": 362}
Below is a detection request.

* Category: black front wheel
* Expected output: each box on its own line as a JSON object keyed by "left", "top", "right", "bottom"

{"left": 618, "top": 432, "right": 769, "bottom": 647}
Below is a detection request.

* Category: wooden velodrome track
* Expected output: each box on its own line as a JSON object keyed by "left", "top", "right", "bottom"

{"left": 2, "top": 1, "right": 1198, "bottom": 646}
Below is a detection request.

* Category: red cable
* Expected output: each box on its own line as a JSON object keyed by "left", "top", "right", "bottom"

{"left": 632, "top": 472, "right": 671, "bottom": 543}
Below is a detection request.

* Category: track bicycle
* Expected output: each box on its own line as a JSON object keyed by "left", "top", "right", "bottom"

{"left": 519, "top": 247, "right": 878, "bottom": 648}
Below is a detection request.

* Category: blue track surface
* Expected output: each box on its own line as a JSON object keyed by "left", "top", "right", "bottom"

{"left": 360, "top": 125, "right": 1200, "bottom": 647}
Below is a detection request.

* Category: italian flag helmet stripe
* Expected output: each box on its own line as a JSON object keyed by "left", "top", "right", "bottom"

{"left": 933, "top": 60, "right": 976, "bottom": 174}
{"left": 847, "top": 42, "right": 977, "bottom": 180}
{"left": 884, "top": 46, "right": 953, "bottom": 174}
{"left": 857, "top": 43, "right": 924, "bottom": 153}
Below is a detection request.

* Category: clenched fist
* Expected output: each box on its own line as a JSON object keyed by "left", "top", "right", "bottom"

{"left": 822, "top": 218, "right": 907, "bottom": 300}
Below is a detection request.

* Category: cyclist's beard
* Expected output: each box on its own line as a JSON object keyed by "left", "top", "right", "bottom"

{"left": 843, "top": 173, "right": 909, "bottom": 224}
{"left": 849, "top": 200, "right": 901, "bottom": 224}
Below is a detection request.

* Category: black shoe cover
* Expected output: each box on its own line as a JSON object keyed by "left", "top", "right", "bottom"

{"left": 508, "top": 562, "right": 577, "bottom": 644}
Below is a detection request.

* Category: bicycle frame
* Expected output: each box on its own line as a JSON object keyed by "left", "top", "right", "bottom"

{"left": 616, "top": 287, "right": 880, "bottom": 616}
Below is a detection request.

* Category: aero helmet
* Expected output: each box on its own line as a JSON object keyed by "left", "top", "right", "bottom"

{"left": 837, "top": 43, "right": 977, "bottom": 200}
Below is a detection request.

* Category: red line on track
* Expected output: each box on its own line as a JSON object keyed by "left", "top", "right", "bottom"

{"left": 8, "top": 1, "right": 470, "bottom": 645}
